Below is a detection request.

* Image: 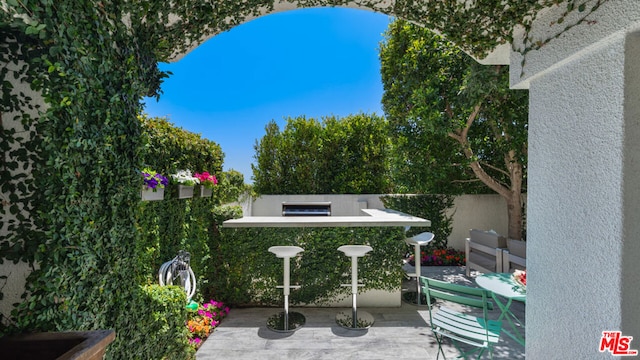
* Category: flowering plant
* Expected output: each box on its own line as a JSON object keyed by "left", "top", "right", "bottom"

{"left": 170, "top": 169, "right": 200, "bottom": 186}
{"left": 406, "top": 247, "right": 465, "bottom": 266}
{"left": 141, "top": 168, "right": 169, "bottom": 191}
{"left": 194, "top": 172, "right": 218, "bottom": 189}
{"left": 186, "top": 299, "right": 230, "bottom": 350}
{"left": 512, "top": 269, "right": 526, "bottom": 288}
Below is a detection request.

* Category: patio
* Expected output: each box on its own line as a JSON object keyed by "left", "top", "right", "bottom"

{"left": 196, "top": 266, "right": 525, "bottom": 359}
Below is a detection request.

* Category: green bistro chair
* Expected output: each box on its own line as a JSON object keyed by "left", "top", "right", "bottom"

{"left": 420, "top": 276, "right": 503, "bottom": 359}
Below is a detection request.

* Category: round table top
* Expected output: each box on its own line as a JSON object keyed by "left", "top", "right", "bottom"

{"left": 475, "top": 273, "right": 526, "bottom": 302}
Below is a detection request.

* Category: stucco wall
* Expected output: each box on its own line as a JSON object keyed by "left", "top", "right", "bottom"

{"left": 446, "top": 194, "right": 511, "bottom": 250}
{"left": 524, "top": 16, "right": 640, "bottom": 359}
{"left": 511, "top": 0, "right": 640, "bottom": 90}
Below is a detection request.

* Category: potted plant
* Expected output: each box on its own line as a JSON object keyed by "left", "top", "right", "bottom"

{"left": 141, "top": 168, "right": 169, "bottom": 201}
{"left": 193, "top": 172, "right": 218, "bottom": 198}
{"left": 170, "top": 169, "right": 199, "bottom": 199}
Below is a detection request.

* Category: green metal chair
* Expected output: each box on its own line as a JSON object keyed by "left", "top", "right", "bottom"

{"left": 420, "top": 276, "right": 503, "bottom": 359}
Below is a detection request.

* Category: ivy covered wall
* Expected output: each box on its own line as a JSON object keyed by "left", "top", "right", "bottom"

{"left": 136, "top": 114, "right": 227, "bottom": 301}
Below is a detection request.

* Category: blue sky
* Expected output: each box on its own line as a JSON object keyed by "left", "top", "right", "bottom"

{"left": 142, "top": 8, "right": 392, "bottom": 182}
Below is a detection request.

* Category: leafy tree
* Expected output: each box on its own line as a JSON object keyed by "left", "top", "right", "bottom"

{"left": 215, "top": 169, "right": 253, "bottom": 205}
{"left": 380, "top": 20, "right": 528, "bottom": 240}
{"left": 320, "top": 114, "right": 390, "bottom": 194}
{"left": 252, "top": 114, "right": 391, "bottom": 194}
{"left": 139, "top": 114, "right": 223, "bottom": 176}
{"left": 252, "top": 117, "right": 323, "bottom": 194}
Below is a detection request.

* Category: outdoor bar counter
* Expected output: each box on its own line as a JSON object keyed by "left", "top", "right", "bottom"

{"left": 222, "top": 208, "right": 431, "bottom": 228}
{"left": 221, "top": 208, "right": 430, "bottom": 307}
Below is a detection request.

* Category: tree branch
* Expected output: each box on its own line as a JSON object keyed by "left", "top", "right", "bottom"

{"left": 479, "top": 160, "right": 510, "bottom": 178}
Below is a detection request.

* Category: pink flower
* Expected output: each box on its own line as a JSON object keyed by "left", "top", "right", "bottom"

{"left": 194, "top": 172, "right": 218, "bottom": 187}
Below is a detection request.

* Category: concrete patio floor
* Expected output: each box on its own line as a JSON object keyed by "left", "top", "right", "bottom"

{"left": 196, "top": 266, "right": 525, "bottom": 359}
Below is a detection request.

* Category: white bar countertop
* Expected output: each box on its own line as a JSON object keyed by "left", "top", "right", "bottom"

{"left": 222, "top": 208, "right": 430, "bottom": 228}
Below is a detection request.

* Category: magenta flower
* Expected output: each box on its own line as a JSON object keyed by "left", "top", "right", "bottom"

{"left": 194, "top": 172, "right": 218, "bottom": 188}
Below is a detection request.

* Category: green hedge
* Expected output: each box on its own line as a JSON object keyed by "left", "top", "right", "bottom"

{"left": 113, "top": 285, "right": 193, "bottom": 360}
{"left": 381, "top": 194, "right": 454, "bottom": 251}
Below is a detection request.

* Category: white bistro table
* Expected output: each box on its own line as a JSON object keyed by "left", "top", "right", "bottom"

{"left": 475, "top": 273, "right": 526, "bottom": 346}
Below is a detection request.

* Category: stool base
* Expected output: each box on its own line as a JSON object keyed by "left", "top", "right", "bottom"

{"left": 402, "top": 291, "right": 435, "bottom": 307}
{"left": 266, "top": 311, "right": 306, "bottom": 332}
{"left": 335, "top": 310, "right": 374, "bottom": 330}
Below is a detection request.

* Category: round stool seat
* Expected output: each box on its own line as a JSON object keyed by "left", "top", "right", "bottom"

{"left": 403, "top": 232, "right": 435, "bottom": 307}
{"left": 404, "top": 232, "right": 434, "bottom": 246}
{"left": 337, "top": 245, "right": 373, "bottom": 257}
{"left": 269, "top": 246, "right": 304, "bottom": 258}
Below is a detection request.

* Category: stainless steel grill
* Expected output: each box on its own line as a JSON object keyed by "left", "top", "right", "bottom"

{"left": 282, "top": 202, "right": 331, "bottom": 216}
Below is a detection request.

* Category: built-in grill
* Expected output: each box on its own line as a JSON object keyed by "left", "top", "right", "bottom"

{"left": 282, "top": 202, "right": 331, "bottom": 216}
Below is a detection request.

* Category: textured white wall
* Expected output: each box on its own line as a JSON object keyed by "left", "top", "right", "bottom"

{"left": 525, "top": 25, "right": 640, "bottom": 359}
{"left": 447, "top": 194, "right": 510, "bottom": 250}
{"left": 621, "top": 30, "right": 640, "bottom": 346}
{"left": 511, "top": 0, "right": 640, "bottom": 90}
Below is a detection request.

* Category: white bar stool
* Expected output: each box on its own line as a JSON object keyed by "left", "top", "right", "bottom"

{"left": 403, "top": 232, "right": 434, "bottom": 305}
{"left": 267, "top": 246, "right": 305, "bottom": 332}
{"left": 336, "top": 245, "right": 374, "bottom": 329}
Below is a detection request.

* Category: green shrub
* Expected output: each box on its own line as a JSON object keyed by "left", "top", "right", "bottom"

{"left": 381, "top": 194, "right": 454, "bottom": 251}
{"left": 110, "top": 285, "right": 193, "bottom": 360}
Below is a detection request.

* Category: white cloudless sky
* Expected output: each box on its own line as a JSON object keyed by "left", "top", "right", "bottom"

{"left": 143, "top": 7, "right": 392, "bottom": 183}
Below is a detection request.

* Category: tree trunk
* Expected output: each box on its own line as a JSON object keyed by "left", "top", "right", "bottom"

{"left": 450, "top": 108, "right": 525, "bottom": 240}
{"left": 506, "top": 191, "right": 523, "bottom": 240}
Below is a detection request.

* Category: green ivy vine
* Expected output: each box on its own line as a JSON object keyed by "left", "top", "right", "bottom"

{"left": 513, "top": 0, "right": 608, "bottom": 74}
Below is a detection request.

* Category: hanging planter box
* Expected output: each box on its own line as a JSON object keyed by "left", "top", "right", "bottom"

{"left": 141, "top": 187, "right": 164, "bottom": 201}
{"left": 176, "top": 185, "right": 194, "bottom": 199}
{"left": 197, "top": 185, "right": 213, "bottom": 198}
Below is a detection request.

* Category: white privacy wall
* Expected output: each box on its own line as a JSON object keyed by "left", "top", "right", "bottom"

{"left": 0, "top": 48, "right": 43, "bottom": 320}
{"left": 514, "top": 1, "right": 640, "bottom": 357}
